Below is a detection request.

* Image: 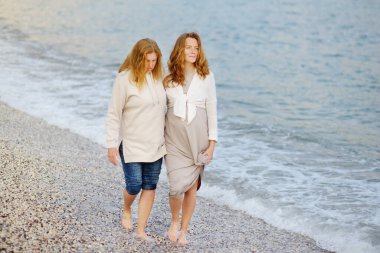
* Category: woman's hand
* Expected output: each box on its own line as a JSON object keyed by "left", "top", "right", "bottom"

{"left": 202, "top": 140, "right": 216, "bottom": 162}
{"left": 107, "top": 148, "right": 119, "bottom": 166}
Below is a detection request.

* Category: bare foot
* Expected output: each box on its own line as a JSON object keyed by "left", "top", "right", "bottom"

{"left": 135, "top": 232, "right": 155, "bottom": 242}
{"left": 167, "top": 222, "right": 179, "bottom": 242}
{"left": 121, "top": 209, "right": 132, "bottom": 230}
{"left": 178, "top": 231, "right": 189, "bottom": 245}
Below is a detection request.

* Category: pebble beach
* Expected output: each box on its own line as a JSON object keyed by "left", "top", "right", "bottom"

{"left": 0, "top": 101, "right": 332, "bottom": 252}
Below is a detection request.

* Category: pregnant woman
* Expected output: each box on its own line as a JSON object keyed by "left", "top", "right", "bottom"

{"left": 164, "top": 32, "right": 218, "bottom": 245}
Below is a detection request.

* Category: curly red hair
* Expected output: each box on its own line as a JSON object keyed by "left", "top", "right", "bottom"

{"left": 164, "top": 32, "right": 209, "bottom": 87}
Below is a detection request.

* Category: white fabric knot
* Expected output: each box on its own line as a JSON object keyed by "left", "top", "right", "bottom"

{"left": 173, "top": 93, "right": 197, "bottom": 124}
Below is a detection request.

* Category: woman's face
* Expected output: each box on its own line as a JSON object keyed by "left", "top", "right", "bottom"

{"left": 184, "top": 37, "right": 198, "bottom": 64}
{"left": 145, "top": 52, "right": 157, "bottom": 73}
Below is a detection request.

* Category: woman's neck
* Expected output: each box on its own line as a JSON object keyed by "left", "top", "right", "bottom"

{"left": 184, "top": 62, "right": 195, "bottom": 73}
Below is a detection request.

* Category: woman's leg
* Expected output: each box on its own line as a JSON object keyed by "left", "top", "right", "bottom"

{"left": 119, "top": 144, "right": 142, "bottom": 230}
{"left": 178, "top": 178, "right": 199, "bottom": 245}
{"left": 136, "top": 158, "right": 162, "bottom": 239}
{"left": 168, "top": 195, "right": 182, "bottom": 242}
{"left": 136, "top": 189, "right": 156, "bottom": 238}
{"left": 122, "top": 189, "right": 137, "bottom": 230}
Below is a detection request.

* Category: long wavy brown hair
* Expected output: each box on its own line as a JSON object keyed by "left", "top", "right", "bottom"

{"left": 119, "top": 38, "right": 162, "bottom": 89}
{"left": 164, "top": 32, "right": 209, "bottom": 87}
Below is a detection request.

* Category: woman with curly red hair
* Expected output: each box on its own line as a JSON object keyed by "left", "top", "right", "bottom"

{"left": 164, "top": 32, "right": 218, "bottom": 244}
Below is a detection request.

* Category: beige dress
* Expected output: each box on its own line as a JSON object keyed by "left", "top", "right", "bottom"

{"left": 165, "top": 71, "right": 210, "bottom": 197}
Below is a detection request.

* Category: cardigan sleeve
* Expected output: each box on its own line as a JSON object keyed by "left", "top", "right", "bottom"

{"left": 205, "top": 72, "right": 218, "bottom": 142}
{"left": 106, "top": 73, "right": 127, "bottom": 148}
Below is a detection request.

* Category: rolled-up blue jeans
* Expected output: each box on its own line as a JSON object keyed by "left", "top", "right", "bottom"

{"left": 119, "top": 144, "right": 163, "bottom": 195}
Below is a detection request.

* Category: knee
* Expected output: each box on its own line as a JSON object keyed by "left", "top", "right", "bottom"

{"left": 185, "top": 188, "right": 197, "bottom": 197}
{"left": 126, "top": 184, "right": 142, "bottom": 195}
{"left": 142, "top": 184, "right": 157, "bottom": 191}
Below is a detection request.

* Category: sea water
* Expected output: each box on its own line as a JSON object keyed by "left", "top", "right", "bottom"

{"left": 0, "top": 0, "right": 379, "bottom": 252}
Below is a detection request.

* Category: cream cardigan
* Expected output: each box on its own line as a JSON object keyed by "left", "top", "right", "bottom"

{"left": 106, "top": 70, "right": 167, "bottom": 163}
{"left": 166, "top": 71, "right": 218, "bottom": 141}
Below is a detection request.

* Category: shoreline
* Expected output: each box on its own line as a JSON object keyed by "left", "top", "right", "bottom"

{"left": 0, "top": 101, "right": 333, "bottom": 252}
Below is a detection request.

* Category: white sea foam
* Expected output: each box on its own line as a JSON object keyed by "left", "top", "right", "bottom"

{"left": 198, "top": 183, "right": 379, "bottom": 253}
{"left": 201, "top": 133, "right": 380, "bottom": 253}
